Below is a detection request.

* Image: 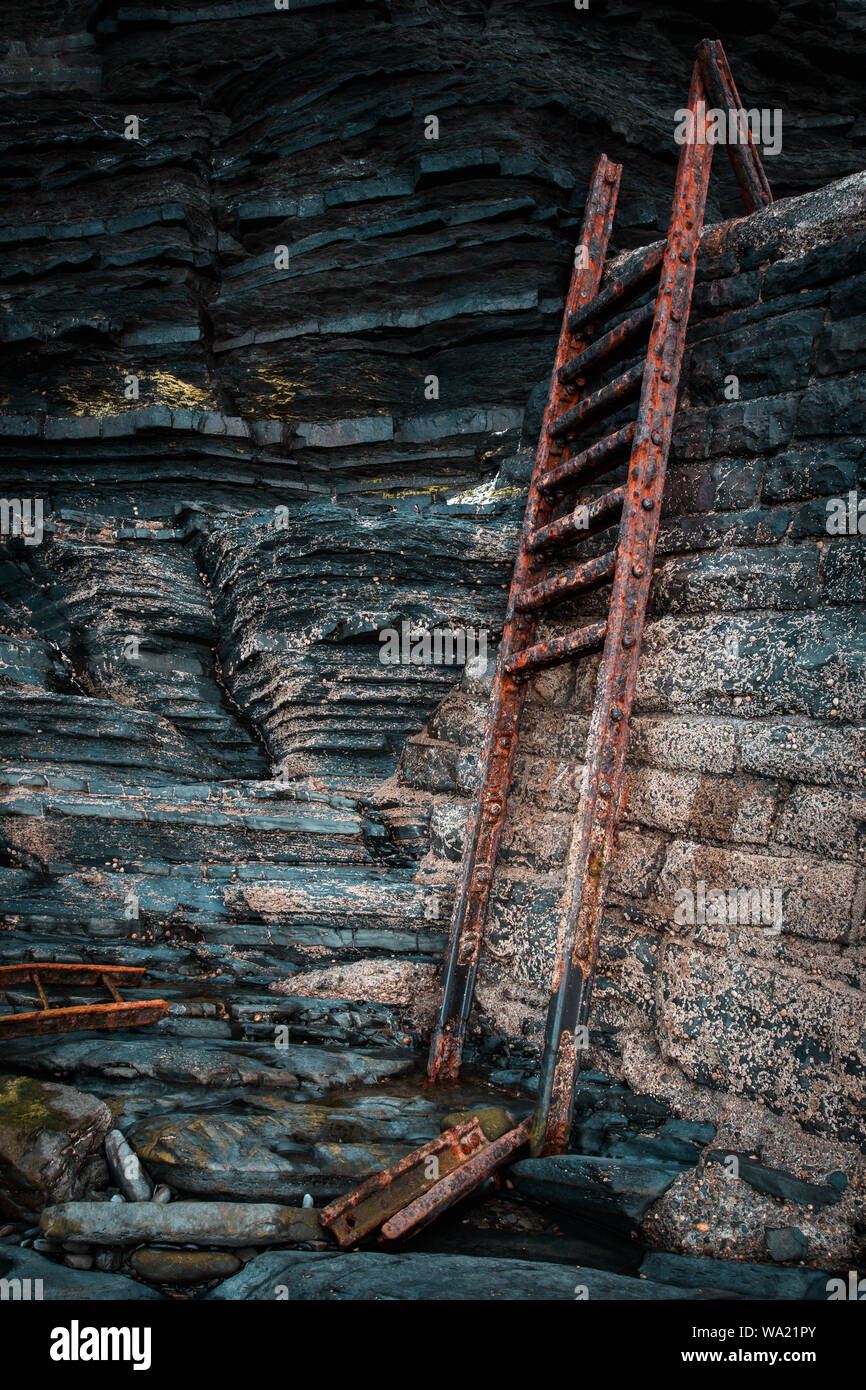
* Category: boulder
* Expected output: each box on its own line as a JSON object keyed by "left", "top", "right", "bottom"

{"left": 40, "top": 1199, "right": 325, "bottom": 1248}
{"left": 0, "top": 1074, "right": 110, "bottom": 1215}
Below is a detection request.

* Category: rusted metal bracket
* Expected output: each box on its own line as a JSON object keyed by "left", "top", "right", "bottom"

{"left": 319, "top": 1117, "right": 490, "bottom": 1247}
{"left": 0, "top": 964, "right": 169, "bottom": 1038}
{"left": 426, "top": 151, "right": 623, "bottom": 1084}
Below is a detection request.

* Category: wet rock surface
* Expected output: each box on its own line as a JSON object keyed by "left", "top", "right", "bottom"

{"left": 0, "top": 0, "right": 864, "bottom": 1300}
{"left": 204, "top": 1248, "right": 722, "bottom": 1302}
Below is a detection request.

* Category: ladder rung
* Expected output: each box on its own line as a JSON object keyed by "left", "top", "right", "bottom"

{"left": 505, "top": 621, "right": 607, "bottom": 677}
{"left": 516, "top": 549, "right": 618, "bottom": 613}
{"left": 527, "top": 485, "right": 626, "bottom": 553}
{"left": 568, "top": 243, "right": 664, "bottom": 336}
{"left": 559, "top": 300, "right": 654, "bottom": 387}
{"left": 539, "top": 422, "right": 636, "bottom": 496}
{"left": 549, "top": 364, "right": 643, "bottom": 442}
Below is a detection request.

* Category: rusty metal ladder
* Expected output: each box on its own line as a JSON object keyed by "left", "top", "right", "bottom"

{"left": 428, "top": 40, "right": 773, "bottom": 1159}
{"left": 0, "top": 963, "right": 169, "bottom": 1039}
{"left": 320, "top": 40, "right": 773, "bottom": 1248}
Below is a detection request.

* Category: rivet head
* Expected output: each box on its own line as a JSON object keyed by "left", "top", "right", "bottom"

{"left": 679, "top": 251, "right": 690, "bottom": 263}
{"left": 622, "top": 635, "right": 635, "bottom": 648}
{"left": 632, "top": 562, "right": 644, "bottom": 577}
{"left": 661, "top": 369, "right": 672, "bottom": 382}
{"left": 642, "top": 497, "right": 654, "bottom": 510}
{"left": 651, "top": 430, "right": 662, "bottom": 445}
{"left": 599, "top": 782, "right": 612, "bottom": 799}
{"left": 610, "top": 705, "right": 623, "bottom": 722}
{"left": 476, "top": 866, "right": 490, "bottom": 883}
{"left": 488, "top": 801, "right": 502, "bottom": 818}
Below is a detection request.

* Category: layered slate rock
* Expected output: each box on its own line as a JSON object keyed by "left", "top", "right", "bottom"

{"left": 0, "top": 0, "right": 864, "bottom": 1297}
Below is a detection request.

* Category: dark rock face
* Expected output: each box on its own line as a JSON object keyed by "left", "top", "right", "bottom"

{"left": 0, "top": 0, "right": 864, "bottom": 1298}
{"left": 203, "top": 1247, "right": 719, "bottom": 1301}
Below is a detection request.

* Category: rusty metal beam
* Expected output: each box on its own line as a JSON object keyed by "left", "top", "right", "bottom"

{"left": 319, "top": 1118, "right": 489, "bottom": 1247}
{"left": 0, "top": 964, "right": 148, "bottom": 987}
{"left": 526, "top": 485, "right": 626, "bottom": 554}
{"left": 539, "top": 422, "right": 636, "bottom": 497}
{"left": 696, "top": 39, "right": 773, "bottom": 213}
{"left": 504, "top": 621, "right": 607, "bottom": 678}
{"left": 559, "top": 300, "right": 655, "bottom": 387}
{"left": 379, "top": 1120, "right": 532, "bottom": 1246}
{"left": 530, "top": 59, "right": 715, "bottom": 1157}
{"left": 568, "top": 242, "right": 664, "bottom": 336}
{"left": 548, "top": 363, "right": 643, "bottom": 443}
{"left": 0, "top": 963, "right": 169, "bottom": 1039}
{"left": 426, "top": 153, "right": 622, "bottom": 1084}
{"left": 516, "top": 549, "right": 617, "bottom": 613}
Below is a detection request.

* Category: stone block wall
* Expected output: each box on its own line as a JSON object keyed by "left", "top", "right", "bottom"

{"left": 400, "top": 174, "right": 866, "bottom": 1154}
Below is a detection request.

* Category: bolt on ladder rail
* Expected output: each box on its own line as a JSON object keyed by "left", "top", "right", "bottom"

{"left": 428, "top": 40, "right": 773, "bottom": 1160}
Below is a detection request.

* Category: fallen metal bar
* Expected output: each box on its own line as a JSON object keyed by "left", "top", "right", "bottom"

{"left": 568, "top": 242, "right": 664, "bottom": 336}
{"left": 516, "top": 549, "right": 618, "bottom": 613}
{"left": 530, "top": 59, "right": 715, "bottom": 1157}
{"left": 538, "top": 422, "right": 636, "bottom": 496}
{"left": 696, "top": 39, "right": 773, "bottom": 212}
{"left": 426, "top": 154, "right": 622, "bottom": 1084}
{"left": 0, "top": 1001, "right": 169, "bottom": 1040}
{"left": 0, "top": 962, "right": 168, "bottom": 1039}
{"left": 526, "top": 485, "right": 626, "bottom": 554}
{"left": 559, "top": 300, "right": 655, "bottom": 386}
{"left": 378, "top": 1120, "right": 532, "bottom": 1245}
{"left": 548, "top": 363, "right": 644, "bottom": 442}
{"left": 319, "top": 1118, "right": 489, "bottom": 1248}
{"left": 505, "top": 621, "right": 607, "bottom": 677}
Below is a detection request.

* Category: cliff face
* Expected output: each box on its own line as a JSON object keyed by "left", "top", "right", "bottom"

{"left": 398, "top": 175, "right": 866, "bottom": 1159}
{"left": 0, "top": 0, "right": 864, "bottom": 1279}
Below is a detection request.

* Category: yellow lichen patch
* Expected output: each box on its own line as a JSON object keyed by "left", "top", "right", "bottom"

{"left": 61, "top": 369, "right": 218, "bottom": 416}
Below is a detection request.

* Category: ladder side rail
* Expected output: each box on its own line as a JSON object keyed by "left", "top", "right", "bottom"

{"left": 696, "top": 38, "right": 773, "bottom": 212}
